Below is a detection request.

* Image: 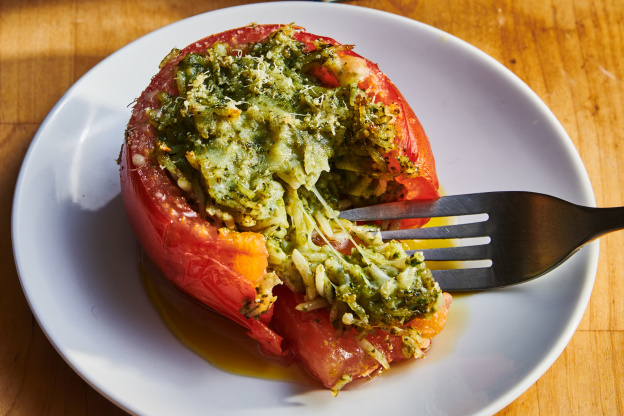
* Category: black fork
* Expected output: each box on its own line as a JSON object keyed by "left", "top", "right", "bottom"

{"left": 339, "top": 192, "right": 624, "bottom": 290}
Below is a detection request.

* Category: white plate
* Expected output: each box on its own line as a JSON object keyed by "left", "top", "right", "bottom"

{"left": 12, "top": 2, "right": 598, "bottom": 415}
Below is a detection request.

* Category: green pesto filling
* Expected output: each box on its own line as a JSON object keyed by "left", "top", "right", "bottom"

{"left": 149, "top": 26, "right": 442, "bottom": 345}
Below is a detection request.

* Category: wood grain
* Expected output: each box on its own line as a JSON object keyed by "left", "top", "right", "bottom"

{"left": 1, "top": 0, "right": 622, "bottom": 414}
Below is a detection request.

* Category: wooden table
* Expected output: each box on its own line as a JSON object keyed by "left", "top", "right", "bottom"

{"left": 1, "top": 0, "right": 622, "bottom": 414}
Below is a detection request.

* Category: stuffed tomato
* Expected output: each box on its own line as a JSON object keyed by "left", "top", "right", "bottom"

{"left": 120, "top": 23, "right": 449, "bottom": 394}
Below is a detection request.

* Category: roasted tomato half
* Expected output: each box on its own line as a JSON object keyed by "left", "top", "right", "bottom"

{"left": 120, "top": 23, "right": 447, "bottom": 394}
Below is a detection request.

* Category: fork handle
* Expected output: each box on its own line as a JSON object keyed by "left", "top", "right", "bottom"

{"left": 589, "top": 206, "right": 624, "bottom": 240}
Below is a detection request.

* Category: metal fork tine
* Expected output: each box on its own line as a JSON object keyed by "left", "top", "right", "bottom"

{"left": 431, "top": 268, "right": 496, "bottom": 291}
{"left": 379, "top": 221, "right": 487, "bottom": 240}
{"left": 407, "top": 244, "right": 490, "bottom": 261}
{"left": 338, "top": 194, "right": 489, "bottom": 222}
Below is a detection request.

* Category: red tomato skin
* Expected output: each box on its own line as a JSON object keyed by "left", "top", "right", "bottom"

{"left": 120, "top": 23, "right": 443, "bottom": 377}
